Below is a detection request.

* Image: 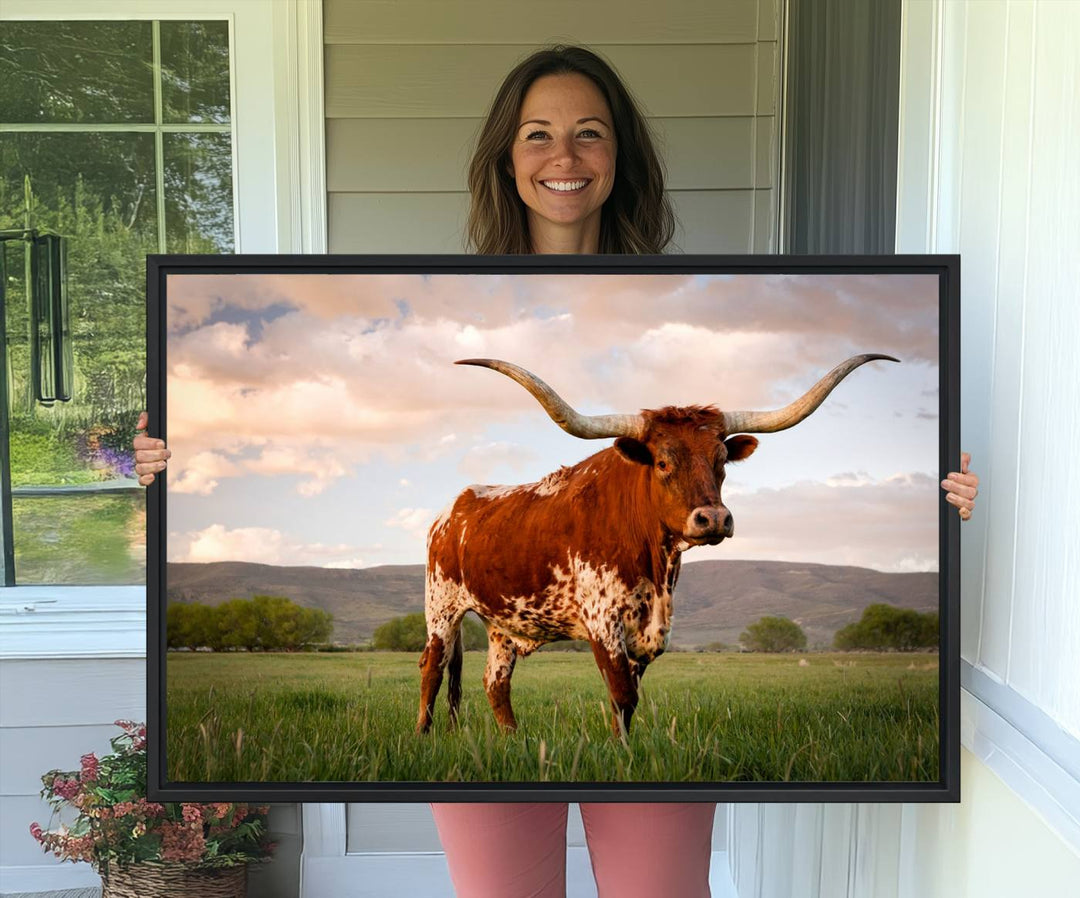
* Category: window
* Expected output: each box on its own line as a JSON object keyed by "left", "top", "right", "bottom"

{"left": 0, "top": 19, "right": 234, "bottom": 585}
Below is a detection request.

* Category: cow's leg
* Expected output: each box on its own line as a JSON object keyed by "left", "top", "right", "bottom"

{"left": 417, "top": 578, "right": 466, "bottom": 735}
{"left": 417, "top": 634, "right": 448, "bottom": 734}
{"left": 589, "top": 634, "right": 639, "bottom": 736}
{"left": 446, "top": 625, "right": 465, "bottom": 729}
{"left": 483, "top": 630, "right": 518, "bottom": 731}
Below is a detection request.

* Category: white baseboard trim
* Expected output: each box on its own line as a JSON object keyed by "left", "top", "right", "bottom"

{"left": 5, "top": 847, "right": 737, "bottom": 897}
{"left": 961, "top": 687, "right": 1080, "bottom": 854}
{"left": 300, "top": 848, "right": 737, "bottom": 897}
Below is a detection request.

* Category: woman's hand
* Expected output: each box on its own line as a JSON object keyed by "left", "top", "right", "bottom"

{"left": 133, "top": 411, "right": 171, "bottom": 486}
{"left": 941, "top": 452, "right": 979, "bottom": 521}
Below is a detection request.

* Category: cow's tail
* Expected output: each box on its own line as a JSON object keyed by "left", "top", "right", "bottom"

{"left": 446, "top": 623, "right": 465, "bottom": 727}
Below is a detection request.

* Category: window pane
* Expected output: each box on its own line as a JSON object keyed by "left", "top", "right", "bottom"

{"left": 1, "top": 18, "right": 235, "bottom": 586}
{"left": 160, "top": 21, "right": 232, "bottom": 124}
{"left": 0, "top": 21, "right": 154, "bottom": 124}
{"left": 2, "top": 131, "right": 154, "bottom": 585}
{"left": 1, "top": 131, "right": 156, "bottom": 445}
{"left": 164, "top": 133, "right": 235, "bottom": 253}
{"left": 0, "top": 133, "right": 159, "bottom": 239}
{"left": 12, "top": 493, "right": 145, "bottom": 585}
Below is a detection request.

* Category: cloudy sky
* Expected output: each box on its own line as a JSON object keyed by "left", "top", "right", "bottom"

{"left": 164, "top": 271, "right": 941, "bottom": 573}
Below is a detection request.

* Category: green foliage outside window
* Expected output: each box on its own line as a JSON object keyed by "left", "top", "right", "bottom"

{"left": 0, "top": 20, "right": 234, "bottom": 584}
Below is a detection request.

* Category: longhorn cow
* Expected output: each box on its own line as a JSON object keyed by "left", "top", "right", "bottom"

{"left": 417, "top": 354, "right": 897, "bottom": 735}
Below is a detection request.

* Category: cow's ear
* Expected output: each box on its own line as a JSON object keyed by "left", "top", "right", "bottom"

{"left": 614, "top": 437, "right": 653, "bottom": 466}
{"left": 724, "top": 435, "right": 759, "bottom": 462}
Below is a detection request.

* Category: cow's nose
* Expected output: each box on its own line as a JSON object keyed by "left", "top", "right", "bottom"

{"left": 687, "top": 506, "right": 734, "bottom": 539}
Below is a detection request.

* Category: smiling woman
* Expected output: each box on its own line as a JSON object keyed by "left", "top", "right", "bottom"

{"left": 509, "top": 73, "right": 617, "bottom": 252}
{"left": 466, "top": 45, "right": 674, "bottom": 255}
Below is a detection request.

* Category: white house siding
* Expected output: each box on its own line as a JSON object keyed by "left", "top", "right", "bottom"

{"left": 729, "top": 1, "right": 1080, "bottom": 894}
{"left": 0, "top": 656, "right": 145, "bottom": 894}
{"left": 324, "top": 0, "right": 781, "bottom": 255}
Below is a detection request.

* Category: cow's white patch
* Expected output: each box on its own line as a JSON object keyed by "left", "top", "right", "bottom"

{"left": 470, "top": 483, "right": 525, "bottom": 500}
{"left": 426, "top": 549, "right": 678, "bottom": 672}
{"left": 531, "top": 468, "right": 571, "bottom": 497}
{"left": 572, "top": 558, "right": 632, "bottom": 655}
{"left": 470, "top": 471, "right": 569, "bottom": 501}
{"left": 483, "top": 630, "right": 516, "bottom": 689}
{"left": 429, "top": 500, "right": 457, "bottom": 542}
{"left": 423, "top": 563, "right": 467, "bottom": 669}
{"left": 480, "top": 556, "right": 673, "bottom": 661}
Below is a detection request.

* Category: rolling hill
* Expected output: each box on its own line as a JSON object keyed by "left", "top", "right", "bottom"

{"left": 166, "top": 559, "right": 937, "bottom": 650}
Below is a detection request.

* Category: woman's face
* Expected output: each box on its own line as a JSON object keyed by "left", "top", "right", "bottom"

{"left": 509, "top": 73, "right": 617, "bottom": 246}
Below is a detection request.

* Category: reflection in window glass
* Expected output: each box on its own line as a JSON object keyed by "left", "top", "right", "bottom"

{"left": 0, "top": 21, "right": 154, "bottom": 124}
{"left": 0, "top": 133, "right": 159, "bottom": 241}
{"left": 160, "top": 21, "right": 232, "bottom": 124}
{"left": 164, "top": 133, "right": 235, "bottom": 253}
{"left": 1, "top": 18, "right": 234, "bottom": 586}
{"left": 13, "top": 494, "right": 145, "bottom": 585}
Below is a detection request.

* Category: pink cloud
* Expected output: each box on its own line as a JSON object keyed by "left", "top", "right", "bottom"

{"left": 173, "top": 523, "right": 369, "bottom": 566}
{"left": 690, "top": 471, "right": 940, "bottom": 572}
{"left": 163, "top": 272, "right": 937, "bottom": 501}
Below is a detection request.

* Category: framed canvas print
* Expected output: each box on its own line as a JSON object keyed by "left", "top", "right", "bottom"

{"left": 147, "top": 254, "right": 960, "bottom": 802}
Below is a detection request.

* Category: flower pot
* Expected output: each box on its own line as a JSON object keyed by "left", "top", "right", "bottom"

{"left": 101, "top": 862, "right": 247, "bottom": 897}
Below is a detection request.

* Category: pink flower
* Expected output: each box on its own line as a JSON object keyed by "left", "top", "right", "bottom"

{"left": 181, "top": 804, "right": 202, "bottom": 824}
{"left": 138, "top": 799, "right": 166, "bottom": 818}
{"left": 80, "top": 753, "right": 99, "bottom": 782}
{"left": 160, "top": 821, "right": 206, "bottom": 863}
{"left": 29, "top": 822, "right": 43, "bottom": 842}
{"left": 52, "top": 777, "right": 80, "bottom": 801}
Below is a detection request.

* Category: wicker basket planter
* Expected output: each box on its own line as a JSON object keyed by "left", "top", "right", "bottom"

{"left": 100, "top": 862, "right": 247, "bottom": 898}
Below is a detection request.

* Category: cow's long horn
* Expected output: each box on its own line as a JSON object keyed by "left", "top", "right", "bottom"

{"left": 456, "top": 359, "right": 647, "bottom": 440}
{"left": 722, "top": 354, "right": 900, "bottom": 434}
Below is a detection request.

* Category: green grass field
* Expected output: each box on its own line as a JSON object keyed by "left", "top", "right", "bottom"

{"left": 165, "top": 651, "right": 939, "bottom": 784}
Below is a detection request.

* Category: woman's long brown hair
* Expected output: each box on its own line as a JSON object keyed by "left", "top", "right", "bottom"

{"left": 466, "top": 46, "right": 676, "bottom": 255}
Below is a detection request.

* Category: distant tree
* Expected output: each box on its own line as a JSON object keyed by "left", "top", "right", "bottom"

{"left": 214, "top": 599, "right": 258, "bottom": 651}
{"left": 373, "top": 612, "right": 486, "bottom": 651}
{"left": 373, "top": 613, "right": 428, "bottom": 652}
{"left": 833, "top": 604, "right": 938, "bottom": 651}
{"left": 167, "top": 602, "right": 214, "bottom": 649}
{"left": 166, "top": 596, "right": 332, "bottom": 651}
{"left": 248, "top": 595, "right": 332, "bottom": 651}
{"left": 461, "top": 614, "right": 487, "bottom": 650}
{"left": 739, "top": 616, "right": 807, "bottom": 652}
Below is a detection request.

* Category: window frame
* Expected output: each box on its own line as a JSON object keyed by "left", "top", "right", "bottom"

{"left": 0, "top": 0, "right": 326, "bottom": 656}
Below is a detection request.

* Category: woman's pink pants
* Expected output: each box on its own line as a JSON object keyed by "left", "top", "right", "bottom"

{"left": 431, "top": 802, "right": 716, "bottom": 898}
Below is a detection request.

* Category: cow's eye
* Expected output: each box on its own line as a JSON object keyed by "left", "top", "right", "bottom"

{"left": 657, "top": 460, "right": 668, "bottom": 471}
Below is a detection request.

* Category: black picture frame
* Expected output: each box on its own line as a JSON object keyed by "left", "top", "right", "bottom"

{"left": 147, "top": 253, "right": 960, "bottom": 803}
